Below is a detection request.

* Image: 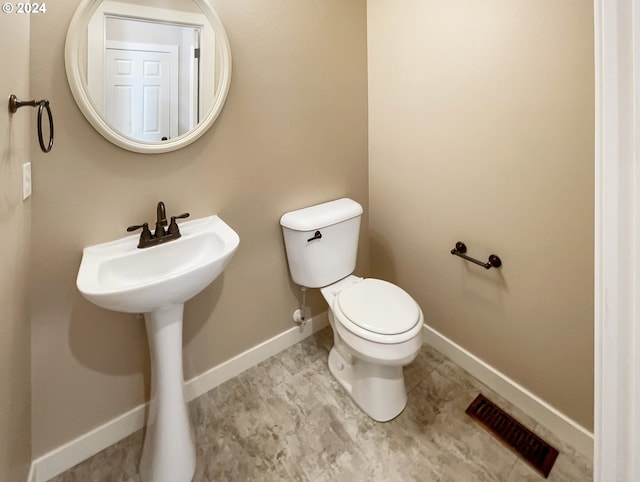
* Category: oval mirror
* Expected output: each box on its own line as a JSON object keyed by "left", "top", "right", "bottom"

{"left": 65, "top": 0, "right": 232, "bottom": 154}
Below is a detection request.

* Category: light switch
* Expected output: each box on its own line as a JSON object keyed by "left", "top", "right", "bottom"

{"left": 22, "top": 162, "right": 31, "bottom": 200}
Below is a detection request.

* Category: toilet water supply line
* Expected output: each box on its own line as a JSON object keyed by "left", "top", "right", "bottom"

{"left": 293, "top": 286, "right": 308, "bottom": 325}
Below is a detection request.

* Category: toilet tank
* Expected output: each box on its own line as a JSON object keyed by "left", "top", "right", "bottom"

{"left": 280, "top": 198, "right": 363, "bottom": 288}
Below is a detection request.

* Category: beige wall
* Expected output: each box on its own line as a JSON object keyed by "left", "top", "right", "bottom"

{"left": 0, "top": 13, "right": 32, "bottom": 482}
{"left": 368, "top": 0, "right": 594, "bottom": 430}
{"left": 30, "top": 0, "right": 368, "bottom": 456}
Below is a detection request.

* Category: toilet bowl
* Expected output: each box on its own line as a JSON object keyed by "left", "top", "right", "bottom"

{"left": 321, "top": 275, "right": 423, "bottom": 421}
{"left": 280, "top": 198, "right": 425, "bottom": 421}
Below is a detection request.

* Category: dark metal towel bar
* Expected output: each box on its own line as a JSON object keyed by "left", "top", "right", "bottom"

{"left": 8, "top": 94, "right": 54, "bottom": 153}
{"left": 450, "top": 241, "right": 502, "bottom": 270}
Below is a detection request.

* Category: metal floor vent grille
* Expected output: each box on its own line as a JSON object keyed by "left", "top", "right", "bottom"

{"left": 466, "top": 394, "right": 559, "bottom": 478}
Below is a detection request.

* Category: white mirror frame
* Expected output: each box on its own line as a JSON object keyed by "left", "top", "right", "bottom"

{"left": 65, "top": 0, "right": 232, "bottom": 154}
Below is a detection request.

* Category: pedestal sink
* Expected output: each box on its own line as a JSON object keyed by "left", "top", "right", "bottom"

{"left": 76, "top": 215, "right": 240, "bottom": 482}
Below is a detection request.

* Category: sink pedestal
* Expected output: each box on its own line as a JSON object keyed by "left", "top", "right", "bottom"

{"left": 139, "top": 304, "right": 195, "bottom": 482}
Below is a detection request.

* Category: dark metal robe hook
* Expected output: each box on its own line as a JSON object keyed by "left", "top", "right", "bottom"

{"left": 8, "top": 94, "right": 54, "bottom": 153}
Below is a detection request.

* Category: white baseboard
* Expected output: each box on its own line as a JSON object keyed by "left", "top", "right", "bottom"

{"left": 183, "top": 313, "right": 328, "bottom": 402}
{"left": 29, "top": 314, "right": 328, "bottom": 482}
{"left": 423, "top": 324, "right": 594, "bottom": 459}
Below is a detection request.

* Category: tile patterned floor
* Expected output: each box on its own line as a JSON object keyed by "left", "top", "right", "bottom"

{"left": 50, "top": 327, "right": 593, "bottom": 481}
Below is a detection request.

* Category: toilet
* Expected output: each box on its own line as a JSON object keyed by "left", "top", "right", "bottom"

{"left": 280, "top": 198, "right": 424, "bottom": 421}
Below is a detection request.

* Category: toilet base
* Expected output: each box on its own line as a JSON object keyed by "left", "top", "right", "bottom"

{"left": 328, "top": 346, "right": 408, "bottom": 422}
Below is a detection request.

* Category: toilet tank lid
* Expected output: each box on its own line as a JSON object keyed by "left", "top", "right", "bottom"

{"left": 280, "top": 198, "right": 363, "bottom": 231}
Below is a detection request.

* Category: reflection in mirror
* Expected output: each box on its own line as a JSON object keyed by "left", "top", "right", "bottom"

{"left": 65, "top": 0, "right": 231, "bottom": 154}
{"left": 88, "top": 1, "right": 215, "bottom": 142}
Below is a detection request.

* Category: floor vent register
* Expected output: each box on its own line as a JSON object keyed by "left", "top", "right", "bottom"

{"left": 466, "top": 394, "right": 559, "bottom": 478}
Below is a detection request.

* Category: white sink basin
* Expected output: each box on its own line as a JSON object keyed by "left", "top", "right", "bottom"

{"left": 77, "top": 215, "right": 239, "bottom": 313}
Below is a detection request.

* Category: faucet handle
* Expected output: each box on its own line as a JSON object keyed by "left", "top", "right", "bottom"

{"left": 167, "top": 212, "right": 190, "bottom": 236}
{"left": 127, "top": 223, "right": 153, "bottom": 248}
{"left": 127, "top": 222, "right": 149, "bottom": 232}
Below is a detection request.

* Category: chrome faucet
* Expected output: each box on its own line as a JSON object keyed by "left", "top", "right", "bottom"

{"left": 127, "top": 201, "right": 190, "bottom": 248}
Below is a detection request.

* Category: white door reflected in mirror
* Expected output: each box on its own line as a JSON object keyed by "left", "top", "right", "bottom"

{"left": 104, "top": 43, "right": 177, "bottom": 141}
{"left": 65, "top": 0, "right": 231, "bottom": 154}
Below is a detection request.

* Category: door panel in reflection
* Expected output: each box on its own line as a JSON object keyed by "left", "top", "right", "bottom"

{"left": 105, "top": 45, "right": 177, "bottom": 141}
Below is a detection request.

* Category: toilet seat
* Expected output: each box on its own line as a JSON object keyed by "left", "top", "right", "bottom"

{"left": 332, "top": 278, "right": 423, "bottom": 344}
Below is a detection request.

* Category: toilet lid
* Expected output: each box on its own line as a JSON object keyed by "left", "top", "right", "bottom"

{"left": 336, "top": 279, "right": 420, "bottom": 335}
